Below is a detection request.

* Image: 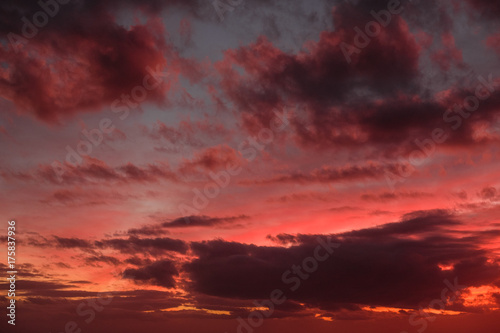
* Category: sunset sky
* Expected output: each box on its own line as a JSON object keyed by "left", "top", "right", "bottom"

{"left": 1, "top": 0, "right": 500, "bottom": 332}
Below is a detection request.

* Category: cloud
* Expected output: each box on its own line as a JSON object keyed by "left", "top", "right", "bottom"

{"left": 96, "top": 236, "right": 189, "bottom": 255}
{"left": 360, "top": 191, "right": 434, "bottom": 202}
{"left": 26, "top": 233, "right": 188, "bottom": 256}
{"left": 478, "top": 186, "right": 498, "bottom": 201}
{"left": 182, "top": 211, "right": 500, "bottom": 313}
{"left": 465, "top": 0, "right": 500, "bottom": 18}
{"left": 54, "top": 236, "right": 93, "bottom": 249}
{"left": 160, "top": 215, "right": 249, "bottom": 228}
{"left": 125, "top": 225, "right": 170, "bottom": 236}
{"left": 211, "top": 1, "right": 500, "bottom": 154}
{"left": 85, "top": 255, "right": 121, "bottom": 267}
{"left": 1, "top": 158, "right": 178, "bottom": 185}
{"left": 146, "top": 119, "right": 230, "bottom": 150}
{"left": 244, "top": 163, "right": 401, "bottom": 184}
{"left": 179, "top": 145, "right": 243, "bottom": 174}
{"left": 214, "top": 1, "right": 421, "bottom": 140}
{"left": 430, "top": 32, "right": 464, "bottom": 71}
{"left": 123, "top": 259, "right": 179, "bottom": 288}
{"left": 123, "top": 215, "right": 249, "bottom": 237}
{"left": 40, "top": 189, "right": 133, "bottom": 207}
{"left": 0, "top": 0, "right": 212, "bottom": 123}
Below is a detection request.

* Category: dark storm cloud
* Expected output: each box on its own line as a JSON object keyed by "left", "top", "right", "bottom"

{"left": 182, "top": 211, "right": 500, "bottom": 312}
{"left": 214, "top": 0, "right": 500, "bottom": 152}
{"left": 0, "top": 0, "right": 190, "bottom": 123}
{"left": 123, "top": 259, "right": 179, "bottom": 288}
{"left": 0, "top": 0, "right": 297, "bottom": 124}
{"left": 215, "top": 0, "right": 421, "bottom": 129}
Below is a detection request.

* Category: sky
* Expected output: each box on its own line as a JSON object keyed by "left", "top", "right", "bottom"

{"left": 1, "top": 0, "right": 500, "bottom": 332}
